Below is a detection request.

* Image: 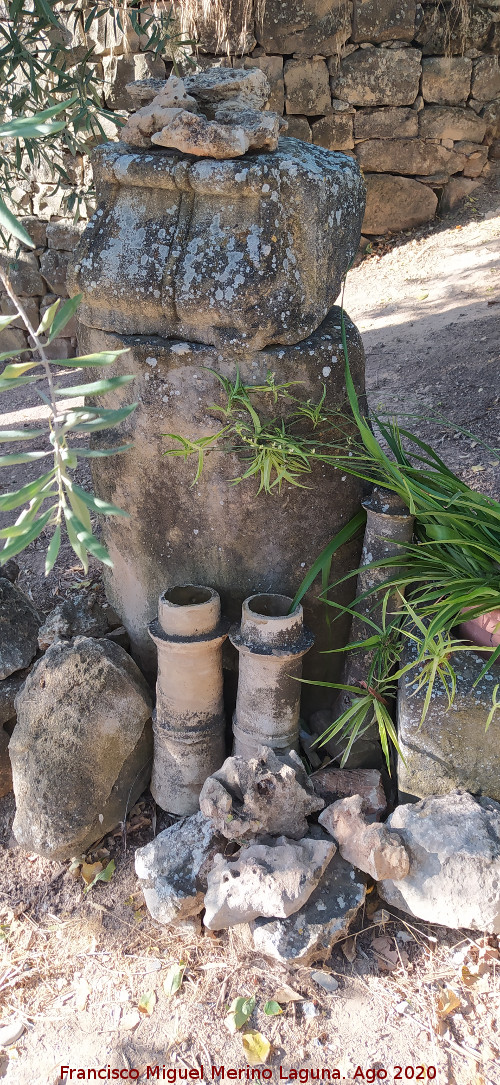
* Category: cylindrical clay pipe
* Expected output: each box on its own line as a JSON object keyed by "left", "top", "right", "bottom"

{"left": 230, "top": 594, "right": 314, "bottom": 760}
{"left": 148, "top": 585, "right": 229, "bottom": 815}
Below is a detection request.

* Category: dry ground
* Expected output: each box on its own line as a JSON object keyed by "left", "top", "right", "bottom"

{"left": 0, "top": 168, "right": 499, "bottom": 1085}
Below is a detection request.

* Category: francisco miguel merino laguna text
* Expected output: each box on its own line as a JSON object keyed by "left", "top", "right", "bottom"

{"left": 60, "top": 1067, "right": 344, "bottom": 1081}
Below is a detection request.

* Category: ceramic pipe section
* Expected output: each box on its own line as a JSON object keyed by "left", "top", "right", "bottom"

{"left": 230, "top": 593, "right": 314, "bottom": 759}
{"left": 148, "top": 585, "right": 229, "bottom": 815}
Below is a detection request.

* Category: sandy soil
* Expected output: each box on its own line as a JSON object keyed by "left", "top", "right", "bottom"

{"left": 0, "top": 169, "right": 499, "bottom": 1085}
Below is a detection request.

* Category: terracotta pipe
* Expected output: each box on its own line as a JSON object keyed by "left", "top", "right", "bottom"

{"left": 230, "top": 593, "right": 314, "bottom": 759}
{"left": 148, "top": 585, "right": 229, "bottom": 814}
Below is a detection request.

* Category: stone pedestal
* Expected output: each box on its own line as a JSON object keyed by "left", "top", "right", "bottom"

{"left": 70, "top": 137, "right": 366, "bottom": 711}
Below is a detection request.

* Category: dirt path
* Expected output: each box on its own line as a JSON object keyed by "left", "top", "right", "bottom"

{"left": 0, "top": 170, "right": 499, "bottom": 1085}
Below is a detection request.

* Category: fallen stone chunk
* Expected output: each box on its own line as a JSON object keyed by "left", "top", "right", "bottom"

{"left": 203, "top": 835, "right": 335, "bottom": 930}
{"left": 248, "top": 850, "right": 366, "bottom": 964}
{"left": 0, "top": 667, "right": 30, "bottom": 727}
{"left": 135, "top": 811, "right": 224, "bottom": 926}
{"left": 37, "top": 594, "right": 109, "bottom": 650}
{"left": 214, "top": 108, "right": 280, "bottom": 152}
{"left": 319, "top": 795, "right": 410, "bottom": 881}
{"left": 0, "top": 578, "right": 40, "bottom": 680}
{"left": 184, "top": 68, "right": 270, "bottom": 112}
{"left": 311, "top": 766, "right": 386, "bottom": 818}
{"left": 10, "top": 637, "right": 153, "bottom": 859}
{"left": 379, "top": 791, "right": 500, "bottom": 933}
{"left": 199, "top": 746, "right": 324, "bottom": 841}
{"left": 151, "top": 110, "right": 250, "bottom": 158}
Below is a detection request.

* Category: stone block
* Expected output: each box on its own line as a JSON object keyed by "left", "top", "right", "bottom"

{"left": 311, "top": 766, "right": 387, "bottom": 817}
{"left": 379, "top": 792, "right": 500, "bottom": 933}
{"left": 1, "top": 295, "right": 40, "bottom": 332}
{"left": 418, "top": 105, "right": 487, "bottom": 142}
{"left": 354, "top": 107, "right": 418, "bottom": 139}
{"left": 0, "top": 251, "right": 44, "bottom": 296}
{"left": 103, "top": 52, "right": 166, "bottom": 110}
{"left": 397, "top": 646, "right": 500, "bottom": 801}
{"left": 363, "top": 173, "right": 438, "bottom": 233}
{"left": 0, "top": 328, "right": 28, "bottom": 353}
{"left": 312, "top": 113, "right": 354, "bottom": 150}
{"left": 440, "top": 176, "right": 481, "bottom": 212}
{"left": 85, "top": 9, "right": 140, "bottom": 56}
{"left": 179, "top": 0, "right": 255, "bottom": 54}
{"left": 285, "top": 115, "right": 312, "bottom": 141}
{"left": 490, "top": 139, "right": 500, "bottom": 160}
{"left": 256, "top": 0, "right": 351, "bottom": 57}
{"left": 455, "top": 140, "right": 489, "bottom": 177}
{"left": 233, "top": 55, "right": 285, "bottom": 115}
{"left": 40, "top": 249, "right": 70, "bottom": 296}
{"left": 332, "top": 48, "right": 422, "bottom": 107}
{"left": 17, "top": 217, "right": 47, "bottom": 249}
{"left": 46, "top": 220, "right": 86, "bottom": 252}
{"left": 352, "top": 0, "right": 417, "bottom": 44}
{"left": 421, "top": 56, "right": 472, "bottom": 105}
{"left": 472, "top": 56, "right": 500, "bottom": 101}
{"left": 284, "top": 58, "right": 331, "bottom": 115}
{"left": 356, "top": 137, "right": 464, "bottom": 175}
{"left": 319, "top": 794, "right": 410, "bottom": 880}
{"left": 415, "top": 3, "right": 493, "bottom": 55}
{"left": 482, "top": 100, "right": 500, "bottom": 142}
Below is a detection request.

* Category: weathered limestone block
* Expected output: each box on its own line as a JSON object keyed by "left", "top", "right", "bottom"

{"left": 103, "top": 53, "right": 166, "bottom": 111}
{"left": 178, "top": 0, "right": 256, "bottom": 55}
{"left": 74, "top": 308, "right": 365, "bottom": 699}
{"left": 85, "top": 8, "right": 140, "bottom": 56}
{"left": 255, "top": 0, "right": 351, "bottom": 57}
{"left": 249, "top": 850, "right": 366, "bottom": 963}
{"left": 199, "top": 746, "right": 324, "bottom": 840}
{"left": 312, "top": 114, "right": 354, "bottom": 151}
{"left": 0, "top": 252, "right": 44, "bottom": 296}
{"left": 70, "top": 140, "right": 365, "bottom": 349}
{"left": 284, "top": 59, "right": 332, "bottom": 116}
{"left": 354, "top": 107, "right": 418, "bottom": 140}
{"left": 285, "top": 116, "right": 312, "bottom": 141}
{"left": 379, "top": 792, "right": 500, "bottom": 933}
{"left": 233, "top": 55, "right": 284, "bottom": 115}
{"left": 482, "top": 100, "right": 500, "bottom": 143}
{"left": 440, "top": 177, "right": 481, "bottom": 212}
{"left": 46, "top": 220, "right": 86, "bottom": 251}
{"left": 363, "top": 174, "right": 438, "bottom": 233}
{"left": 311, "top": 766, "right": 386, "bottom": 817}
{"left": 0, "top": 580, "right": 40, "bottom": 680}
{"left": 456, "top": 141, "right": 489, "bottom": 177}
{"left": 184, "top": 68, "right": 270, "bottom": 112}
{"left": 332, "top": 48, "right": 422, "bottom": 107}
{"left": 125, "top": 78, "right": 166, "bottom": 108}
{"left": 397, "top": 646, "right": 500, "bottom": 801}
{"left": 472, "top": 56, "right": 500, "bottom": 102}
{"left": 415, "top": 4, "right": 493, "bottom": 55}
{"left": 10, "top": 637, "right": 153, "bottom": 859}
{"left": 37, "top": 594, "right": 110, "bottom": 649}
{"left": 204, "top": 836, "right": 336, "bottom": 929}
{"left": 135, "top": 812, "right": 224, "bottom": 926}
{"left": 352, "top": 0, "right": 417, "bottom": 43}
{"left": 356, "top": 138, "right": 465, "bottom": 176}
{"left": 418, "top": 105, "right": 487, "bottom": 142}
{"left": 421, "top": 57, "right": 472, "bottom": 105}
{"left": 151, "top": 108, "right": 280, "bottom": 157}
{"left": 319, "top": 794, "right": 410, "bottom": 880}
{"left": 1, "top": 294, "right": 40, "bottom": 332}
{"left": 40, "top": 249, "right": 70, "bottom": 296}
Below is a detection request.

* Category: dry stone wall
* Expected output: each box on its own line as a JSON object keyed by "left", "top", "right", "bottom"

{"left": 2, "top": 0, "right": 499, "bottom": 342}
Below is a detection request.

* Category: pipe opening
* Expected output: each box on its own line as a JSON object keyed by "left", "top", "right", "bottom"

{"left": 162, "top": 585, "right": 213, "bottom": 608}
{"left": 247, "top": 594, "right": 295, "bottom": 618}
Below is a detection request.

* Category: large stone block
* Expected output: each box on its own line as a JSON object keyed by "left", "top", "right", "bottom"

{"left": 354, "top": 107, "right": 418, "bottom": 140}
{"left": 356, "top": 137, "right": 465, "bottom": 175}
{"left": 0, "top": 251, "right": 44, "bottom": 296}
{"left": 178, "top": 0, "right": 256, "bottom": 54}
{"left": 46, "top": 220, "right": 86, "bottom": 252}
{"left": 256, "top": 0, "right": 351, "bottom": 57}
{"left": 397, "top": 646, "right": 500, "bottom": 801}
{"left": 40, "top": 249, "right": 70, "bottom": 296}
{"left": 70, "top": 140, "right": 365, "bottom": 349}
{"left": 363, "top": 174, "right": 438, "bottom": 234}
{"left": 85, "top": 9, "right": 140, "bottom": 56}
{"left": 421, "top": 57, "right": 472, "bottom": 105}
{"left": 418, "top": 105, "right": 487, "bottom": 142}
{"left": 472, "top": 56, "right": 500, "bottom": 102}
{"left": 233, "top": 55, "right": 284, "bottom": 114}
{"left": 415, "top": 4, "right": 494, "bottom": 55}
{"left": 284, "top": 59, "right": 331, "bottom": 115}
{"left": 10, "top": 637, "right": 153, "bottom": 859}
{"left": 352, "top": 0, "right": 417, "bottom": 43}
{"left": 332, "top": 48, "right": 422, "bottom": 107}
{"left": 75, "top": 308, "right": 366, "bottom": 704}
{"left": 312, "top": 113, "right": 354, "bottom": 151}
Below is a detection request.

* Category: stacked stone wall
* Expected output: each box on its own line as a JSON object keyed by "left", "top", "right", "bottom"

{"left": 2, "top": 0, "right": 499, "bottom": 348}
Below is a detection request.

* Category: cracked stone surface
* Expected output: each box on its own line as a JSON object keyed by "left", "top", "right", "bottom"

{"left": 319, "top": 794, "right": 410, "bottom": 881}
{"left": 199, "top": 745, "right": 324, "bottom": 840}
{"left": 135, "top": 811, "right": 224, "bottom": 926}
{"left": 0, "top": 578, "right": 40, "bottom": 680}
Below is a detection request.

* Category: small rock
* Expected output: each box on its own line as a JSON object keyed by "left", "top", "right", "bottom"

{"left": 10, "top": 637, "right": 153, "bottom": 859}
{"left": 199, "top": 746, "right": 324, "bottom": 841}
{"left": 301, "top": 1001, "right": 318, "bottom": 1018}
{"left": 0, "top": 1019, "right": 24, "bottom": 1046}
{"left": 311, "top": 971, "right": 339, "bottom": 993}
{"left": 37, "top": 594, "right": 109, "bottom": 649}
{"left": 203, "top": 835, "right": 335, "bottom": 930}
{"left": 249, "top": 849, "right": 366, "bottom": 964}
{"left": 0, "top": 579, "right": 40, "bottom": 680}
{"left": 311, "top": 766, "right": 386, "bottom": 818}
{"left": 135, "top": 812, "right": 224, "bottom": 926}
{"left": 379, "top": 791, "right": 500, "bottom": 932}
{"left": 319, "top": 795, "right": 410, "bottom": 881}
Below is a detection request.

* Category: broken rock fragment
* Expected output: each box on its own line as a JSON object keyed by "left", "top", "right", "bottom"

{"left": 319, "top": 794, "right": 410, "bottom": 881}
{"left": 37, "top": 593, "right": 110, "bottom": 649}
{"left": 184, "top": 67, "right": 270, "bottom": 112}
{"left": 203, "top": 835, "right": 335, "bottom": 930}
{"left": 199, "top": 745, "right": 324, "bottom": 841}
{"left": 135, "top": 811, "right": 224, "bottom": 926}
{"left": 311, "top": 766, "right": 387, "bottom": 818}
{"left": 0, "top": 578, "right": 40, "bottom": 680}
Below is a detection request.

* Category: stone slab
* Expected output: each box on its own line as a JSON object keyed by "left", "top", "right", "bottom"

{"left": 332, "top": 48, "right": 422, "bottom": 107}
{"left": 363, "top": 173, "right": 438, "bottom": 233}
